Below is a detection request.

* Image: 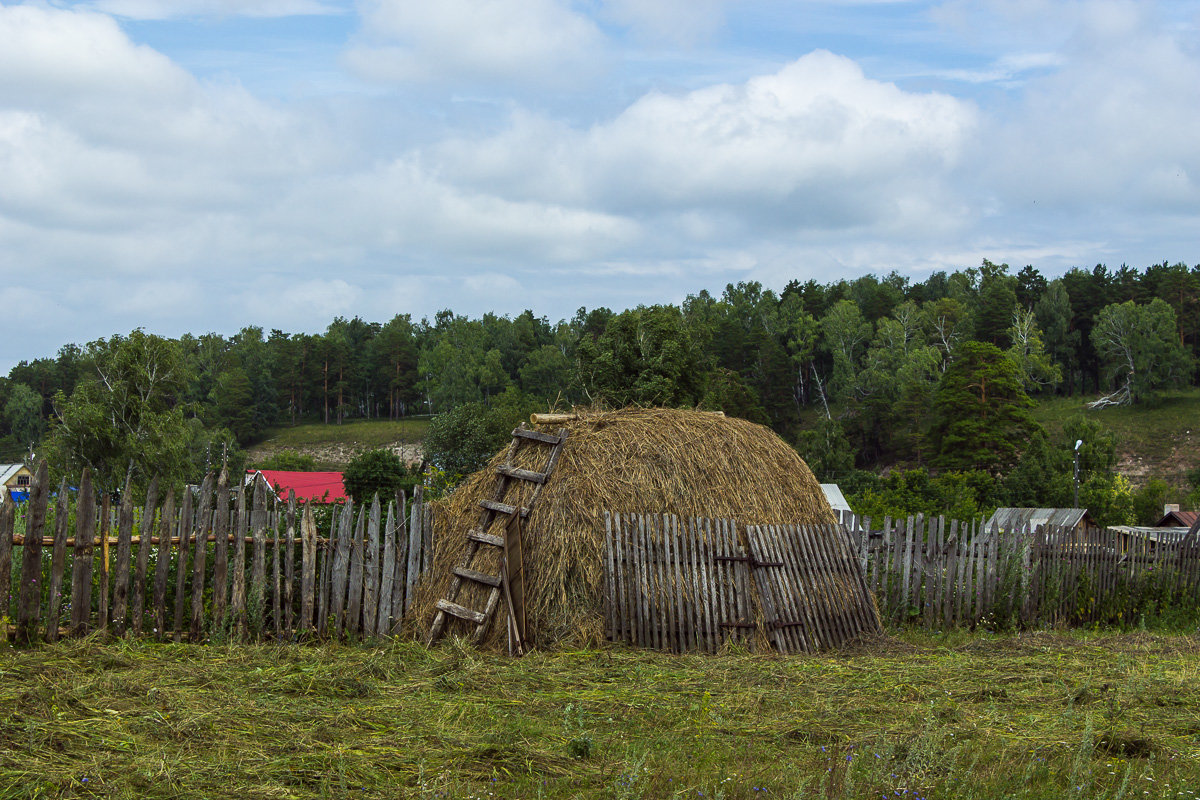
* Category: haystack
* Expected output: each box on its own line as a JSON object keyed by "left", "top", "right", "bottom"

{"left": 410, "top": 407, "right": 837, "bottom": 648}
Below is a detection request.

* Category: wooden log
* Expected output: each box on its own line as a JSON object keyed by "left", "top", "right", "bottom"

{"left": 172, "top": 487, "right": 193, "bottom": 642}
{"left": 70, "top": 471, "right": 97, "bottom": 637}
{"left": 210, "top": 469, "right": 230, "bottom": 636}
{"left": 230, "top": 486, "right": 248, "bottom": 640}
{"left": 46, "top": 480, "right": 70, "bottom": 642}
{"left": 131, "top": 478, "right": 159, "bottom": 638}
{"left": 362, "top": 496, "right": 382, "bottom": 636}
{"left": 0, "top": 503, "right": 13, "bottom": 629}
{"left": 284, "top": 496, "right": 296, "bottom": 634}
{"left": 379, "top": 501, "right": 396, "bottom": 637}
{"left": 152, "top": 490, "right": 176, "bottom": 640}
{"left": 249, "top": 483, "right": 267, "bottom": 638}
{"left": 15, "top": 461, "right": 50, "bottom": 645}
{"left": 529, "top": 412, "right": 579, "bottom": 424}
{"left": 112, "top": 476, "right": 135, "bottom": 635}
{"left": 189, "top": 473, "right": 214, "bottom": 641}
{"left": 346, "top": 505, "right": 367, "bottom": 637}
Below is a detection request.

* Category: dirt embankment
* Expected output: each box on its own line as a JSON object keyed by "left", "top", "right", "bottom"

{"left": 1117, "top": 428, "right": 1197, "bottom": 486}
{"left": 246, "top": 441, "right": 424, "bottom": 469}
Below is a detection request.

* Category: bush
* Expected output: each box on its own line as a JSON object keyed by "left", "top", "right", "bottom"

{"left": 423, "top": 391, "right": 540, "bottom": 484}
{"left": 342, "top": 449, "right": 420, "bottom": 504}
{"left": 252, "top": 451, "right": 318, "bottom": 472}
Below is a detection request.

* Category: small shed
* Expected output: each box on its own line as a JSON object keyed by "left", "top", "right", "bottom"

{"left": 984, "top": 507, "right": 1097, "bottom": 541}
{"left": 245, "top": 469, "right": 347, "bottom": 504}
{"left": 1155, "top": 508, "right": 1198, "bottom": 528}
{"left": 820, "top": 483, "right": 854, "bottom": 525}
{"left": 0, "top": 463, "right": 34, "bottom": 503}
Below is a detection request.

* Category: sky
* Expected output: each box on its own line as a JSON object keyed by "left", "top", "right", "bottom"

{"left": 1, "top": 0, "right": 1198, "bottom": 371}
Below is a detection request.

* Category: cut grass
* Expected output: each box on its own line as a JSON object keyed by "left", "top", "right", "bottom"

{"left": 2, "top": 631, "right": 1198, "bottom": 799}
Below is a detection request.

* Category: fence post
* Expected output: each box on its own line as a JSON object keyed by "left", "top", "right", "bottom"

{"left": 70, "top": 470, "right": 96, "bottom": 637}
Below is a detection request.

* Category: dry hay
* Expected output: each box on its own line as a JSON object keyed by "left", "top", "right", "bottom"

{"left": 408, "top": 407, "right": 838, "bottom": 649}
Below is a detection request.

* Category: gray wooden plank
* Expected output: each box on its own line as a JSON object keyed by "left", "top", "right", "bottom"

{"left": 46, "top": 481, "right": 70, "bottom": 642}
{"left": 172, "top": 487, "right": 193, "bottom": 641}
{"left": 15, "top": 462, "right": 50, "bottom": 645}
{"left": 97, "top": 493, "right": 111, "bottom": 633}
{"left": 363, "top": 496, "right": 382, "bottom": 637}
{"left": 391, "top": 489, "right": 407, "bottom": 629}
{"left": 131, "top": 478, "right": 159, "bottom": 638}
{"left": 190, "top": 474, "right": 214, "bottom": 641}
{"left": 230, "top": 486, "right": 248, "bottom": 640}
{"left": 112, "top": 476, "right": 135, "bottom": 635}
{"left": 210, "top": 472, "right": 230, "bottom": 635}
{"left": 379, "top": 501, "right": 396, "bottom": 636}
{"left": 330, "top": 499, "right": 353, "bottom": 637}
{"left": 69, "top": 472, "right": 97, "bottom": 637}
{"left": 0, "top": 503, "right": 13, "bottom": 630}
{"left": 249, "top": 482, "right": 268, "bottom": 638}
{"left": 152, "top": 490, "right": 176, "bottom": 641}
{"left": 347, "top": 505, "right": 366, "bottom": 637}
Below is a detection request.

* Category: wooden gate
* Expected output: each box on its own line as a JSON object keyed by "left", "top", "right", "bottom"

{"left": 604, "top": 513, "right": 881, "bottom": 654}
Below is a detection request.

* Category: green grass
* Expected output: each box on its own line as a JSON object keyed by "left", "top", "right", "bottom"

{"left": 1031, "top": 388, "right": 1200, "bottom": 483}
{"left": 2, "top": 631, "right": 1199, "bottom": 799}
{"left": 259, "top": 418, "right": 431, "bottom": 449}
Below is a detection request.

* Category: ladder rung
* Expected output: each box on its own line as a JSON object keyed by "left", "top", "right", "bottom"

{"left": 453, "top": 566, "right": 502, "bottom": 588}
{"left": 436, "top": 599, "right": 487, "bottom": 625}
{"left": 512, "top": 428, "right": 562, "bottom": 445}
{"left": 480, "top": 499, "right": 530, "bottom": 518}
{"left": 496, "top": 465, "right": 547, "bottom": 484}
{"left": 467, "top": 529, "right": 504, "bottom": 547}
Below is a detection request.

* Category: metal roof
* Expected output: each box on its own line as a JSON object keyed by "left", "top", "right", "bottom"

{"left": 984, "top": 507, "right": 1094, "bottom": 532}
{"left": 0, "top": 463, "right": 27, "bottom": 485}
{"left": 820, "top": 484, "right": 852, "bottom": 514}
{"left": 1109, "top": 526, "right": 1192, "bottom": 545}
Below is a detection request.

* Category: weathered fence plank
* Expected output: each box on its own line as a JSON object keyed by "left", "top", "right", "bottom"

{"left": 112, "top": 477, "right": 135, "bottom": 635}
{"left": 46, "top": 481, "right": 70, "bottom": 642}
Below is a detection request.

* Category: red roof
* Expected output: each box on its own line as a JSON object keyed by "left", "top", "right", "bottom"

{"left": 248, "top": 470, "right": 346, "bottom": 504}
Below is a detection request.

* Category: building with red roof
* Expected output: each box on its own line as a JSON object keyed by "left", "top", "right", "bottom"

{"left": 245, "top": 469, "right": 347, "bottom": 504}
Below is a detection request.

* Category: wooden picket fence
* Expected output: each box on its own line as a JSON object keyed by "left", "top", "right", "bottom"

{"left": 848, "top": 514, "right": 1200, "bottom": 629}
{"left": 0, "top": 463, "right": 435, "bottom": 644}
{"left": 603, "top": 512, "right": 882, "bottom": 654}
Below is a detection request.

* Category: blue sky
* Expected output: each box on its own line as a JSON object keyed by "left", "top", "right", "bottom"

{"left": 1, "top": 0, "right": 1198, "bottom": 370}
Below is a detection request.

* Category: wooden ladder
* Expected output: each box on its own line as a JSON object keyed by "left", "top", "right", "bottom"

{"left": 426, "top": 424, "right": 568, "bottom": 648}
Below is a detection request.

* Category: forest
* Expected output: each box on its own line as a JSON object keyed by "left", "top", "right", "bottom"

{"left": 2, "top": 260, "right": 1198, "bottom": 526}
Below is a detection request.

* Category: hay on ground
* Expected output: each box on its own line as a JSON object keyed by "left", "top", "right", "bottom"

{"left": 408, "top": 407, "right": 837, "bottom": 649}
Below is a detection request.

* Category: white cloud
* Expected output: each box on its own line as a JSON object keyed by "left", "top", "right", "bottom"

{"left": 82, "top": 0, "right": 344, "bottom": 20}
{"left": 344, "top": 0, "right": 606, "bottom": 85}
{"left": 435, "top": 51, "right": 978, "bottom": 237}
{"left": 599, "top": 0, "right": 728, "bottom": 44}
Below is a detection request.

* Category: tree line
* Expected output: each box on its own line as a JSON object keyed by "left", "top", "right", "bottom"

{"left": 1, "top": 260, "right": 1197, "bottom": 523}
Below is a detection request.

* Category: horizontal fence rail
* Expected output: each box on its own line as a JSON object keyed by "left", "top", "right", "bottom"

{"left": 0, "top": 463, "right": 435, "bottom": 644}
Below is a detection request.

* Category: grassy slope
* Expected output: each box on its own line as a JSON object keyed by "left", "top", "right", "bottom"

{"left": 1030, "top": 388, "right": 1200, "bottom": 487}
{"left": 2, "top": 632, "right": 1198, "bottom": 799}
{"left": 246, "top": 418, "right": 431, "bottom": 469}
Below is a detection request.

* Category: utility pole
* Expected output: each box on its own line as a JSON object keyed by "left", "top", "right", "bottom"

{"left": 1073, "top": 439, "right": 1083, "bottom": 508}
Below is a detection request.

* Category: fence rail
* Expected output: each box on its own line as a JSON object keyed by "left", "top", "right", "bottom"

{"left": 0, "top": 463, "right": 435, "bottom": 644}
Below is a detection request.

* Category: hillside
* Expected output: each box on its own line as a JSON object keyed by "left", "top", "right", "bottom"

{"left": 246, "top": 418, "right": 430, "bottom": 470}
{"left": 1030, "top": 388, "right": 1200, "bottom": 489}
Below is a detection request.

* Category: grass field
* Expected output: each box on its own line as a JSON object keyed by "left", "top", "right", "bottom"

{"left": 2, "top": 631, "right": 1198, "bottom": 799}
{"left": 259, "top": 418, "right": 431, "bottom": 448}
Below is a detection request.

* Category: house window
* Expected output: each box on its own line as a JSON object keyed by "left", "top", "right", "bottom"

{"left": 16, "top": 475, "right": 29, "bottom": 487}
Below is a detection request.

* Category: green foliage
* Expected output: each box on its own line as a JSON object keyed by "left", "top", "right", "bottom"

{"left": 929, "top": 341, "right": 1042, "bottom": 472}
{"left": 1131, "top": 478, "right": 1172, "bottom": 525}
{"left": 846, "top": 468, "right": 998, "bottom": 521}
{"left": 4, "top": 382, "right": 44, "bottom": 449}
{"left": 423, "top": 390, "right": 538, "bottom": 482}
{"left": 1091, "top": 298, "right": 1193, "bottom": 404}
{"left": 575, "top": 305, "right": 703, "bottom": 407}
{"left": 41, "top": 329, "right": 192, "bottom": 492}
{"left": 698, "top": 368, "right": 769, "bottom": 424}
{"left": 342, "top": 448, "right": 420, "bottom": 503}
{"left": 794, "top": 416, "right": 856, "bottom": 481}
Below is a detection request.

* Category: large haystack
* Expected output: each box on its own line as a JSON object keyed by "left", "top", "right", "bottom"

{"left": 410, "top": 407, "right": 836, "bottom": 648}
